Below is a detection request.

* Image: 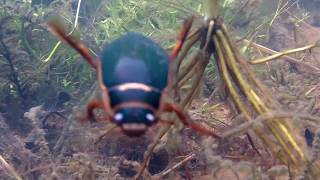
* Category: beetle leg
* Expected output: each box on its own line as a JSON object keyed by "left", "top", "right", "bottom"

{"left": 47, "top": 21, "right": 98, "bottom": 69}
{"left": 170, "top": 16, "right": 194, "bottom": 60}
{"left": 80, "top": 99, "right": 105, "bottom": 123}
{"left": 162, "top": 102, "right": 221, "bottom": 139}
{"left": 95, "top": 61, "right": 116, "bottom": 118}
{"left": 167, "top": 16, "right": 194, "bottom": 90}
{"left": 158, "top": 119, "right": 175, "bottom": 125}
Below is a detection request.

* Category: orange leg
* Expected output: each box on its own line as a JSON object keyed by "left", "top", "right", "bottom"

{"left": 47, "top": 21, "right": 98, "bottom": 69}
{"left": 170, "top": 16, "right": 194, "bottom": 60}
{"left": 167, "top": 16, "right": 194, "bottom": 89}
{"left": 163, "top": 102, "right": 221, "bottom": 139}
{"left": 80, "top": 99, "right": 105, "bottom": 123}
{"left": 158, "top": 119, "right": 175, "bottom": 125}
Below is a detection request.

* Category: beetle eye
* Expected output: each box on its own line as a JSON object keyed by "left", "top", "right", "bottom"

{"left": 146, "top": 113, "right": 155, "bottom": 122}
{"left": 114, "top": 113, "right": 123, "bottom": 122}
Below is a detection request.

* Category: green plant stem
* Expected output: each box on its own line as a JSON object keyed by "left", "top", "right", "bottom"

{"left": 44, "top": 0, "right": 83, "bottom": 63}
{"left": 203, "top": 0, "right": 219, "bottom": 19}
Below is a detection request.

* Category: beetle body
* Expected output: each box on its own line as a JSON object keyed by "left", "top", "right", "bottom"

{"left": 48, "top": 17, "right": 220, "bottom": 138}
{"left": 99, "top": 33, "right": 169, "bottom": 136}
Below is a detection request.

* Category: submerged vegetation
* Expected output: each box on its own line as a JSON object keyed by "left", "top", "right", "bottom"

{"left": 1, "top": 0, "right": 320, "bottom": 179}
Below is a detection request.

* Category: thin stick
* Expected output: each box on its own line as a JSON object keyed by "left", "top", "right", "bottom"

{"left": 221, "top": 111, "right": 320, "bottom": 139}
{"left": 134, "top": 125, "right": 172, "bottom": 180}
{"left": 94, "top": 125, "right": 117, "bottom": 145}
{"left": 74, "top": 0, "right": 82, "bottom": 28}
{"left": 0, "top": 155, "right": 22, "bottom": 180}
{"left": 159, "top": 154, "right": 195, "bottom": 177}
{"left": 240, "top": 39, "right": 320, "bottom": 72}
{"left": 305, "top": 85, "right": 319, "bottom": 96}
{"left": 250, "top": 42, "right": 320, "bottom": 64}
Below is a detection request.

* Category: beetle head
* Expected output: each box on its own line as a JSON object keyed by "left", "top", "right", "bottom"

{"left": 113, "top": 107, "right": 157, "bottom": 136}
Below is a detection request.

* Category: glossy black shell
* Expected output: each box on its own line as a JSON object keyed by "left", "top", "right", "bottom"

{"left": 100, "top": 33, "right": 169, "bottom": 108}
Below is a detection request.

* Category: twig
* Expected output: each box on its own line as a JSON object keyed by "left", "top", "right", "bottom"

{"left": 94, "top": 125, "right": 117, "bottom": 145}
{"left": 305, "top": 85, "right": 319, "bottom": 96}
{"left": 250, "top": 42, "right": 320, "bottom": 65}
{"left": 240, "top": 39, "right": 320, "bottom": 72}
{"left": 159, "top": 154, "right": 195, "bottom": 177}
{"left": 122, "top": 159, "right": 153, "bottom": 179}
{"left": 0, "top": 155, "right": 22, "bottom": 180}
{"left": 221, "top": 111, "right": 320, "bottom": 139}
{"left": 74, "top": 0, "right": 82, "bottom": 28}
{"left": 134, "top": 125, "right": 172, "bottom": 180}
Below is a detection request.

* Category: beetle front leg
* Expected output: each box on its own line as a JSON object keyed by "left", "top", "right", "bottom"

{"left": 47, "top": 21, "right": 98, "bottom": 69}
{"left": 162, "top": 102, "right": 221, "bottom": 139}
{"left": 80, "top": 99, "right": 105, "bottom": 123}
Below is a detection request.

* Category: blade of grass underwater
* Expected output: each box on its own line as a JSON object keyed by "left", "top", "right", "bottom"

{"left": 217, "top": 27, "right": 301, "bottom": 167}
{"left": 44, "top": 0, "right": 83, "bottom": 63}
{"left": 213, "top": 34, "right": 283, "bottom": 163}
{"left": 43, "top": 41, "right": 61, "bottom": 62}
{"left": 211, "top": 20, "right": 320, "bottom": 175}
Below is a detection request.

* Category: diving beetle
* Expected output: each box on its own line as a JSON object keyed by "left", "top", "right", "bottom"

{"left": 48, "top": 17, "right": 220, "bottom": 138}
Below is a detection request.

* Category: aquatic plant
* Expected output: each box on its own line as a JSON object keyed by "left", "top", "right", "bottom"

{"left": 1, "top": 0, "right": 320, "bottom": 179}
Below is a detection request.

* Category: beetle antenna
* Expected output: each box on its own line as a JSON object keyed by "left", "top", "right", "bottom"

{"left": 47, "top": 21, "right": 98, "bottom": 69}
